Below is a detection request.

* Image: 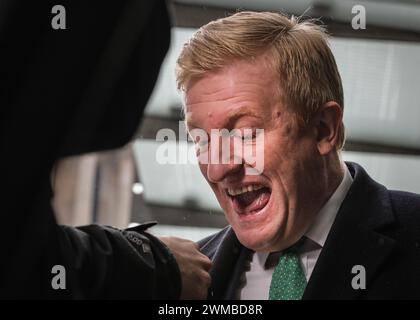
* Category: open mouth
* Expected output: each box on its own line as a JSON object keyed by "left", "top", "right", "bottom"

{"left": 227, "top": 184, "right": 271, "bottom": 215}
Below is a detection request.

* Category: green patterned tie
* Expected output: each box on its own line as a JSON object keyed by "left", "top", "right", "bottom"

{"left": 269, "top": 242, "right": 307, "bottom": 300}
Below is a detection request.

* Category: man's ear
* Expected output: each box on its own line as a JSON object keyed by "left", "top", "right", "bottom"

{"left": 314, "top": 101, "right": 343, "bottom": 155}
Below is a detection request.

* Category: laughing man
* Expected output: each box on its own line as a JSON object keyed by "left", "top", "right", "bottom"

{"left": 176, "top": 11, "right": 420, "bottom": 300}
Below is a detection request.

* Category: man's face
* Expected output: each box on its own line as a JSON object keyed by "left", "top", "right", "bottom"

{"left": 185, "top": 57, "right": 325, "bottom": 252}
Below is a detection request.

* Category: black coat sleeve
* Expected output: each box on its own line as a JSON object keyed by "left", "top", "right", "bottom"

{"left": 57, "top": 223, "right": 182, "bottom": 299}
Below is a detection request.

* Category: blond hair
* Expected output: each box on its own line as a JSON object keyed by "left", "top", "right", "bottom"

{"left": 176, "top": 11, "right": 345, "bottom": 149}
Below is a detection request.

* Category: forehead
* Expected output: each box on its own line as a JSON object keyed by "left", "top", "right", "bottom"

{"left": 185, "top": 58, "right": 279, "bottom": 129}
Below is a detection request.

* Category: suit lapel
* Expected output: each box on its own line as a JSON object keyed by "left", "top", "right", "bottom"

{"left": 303, "top": 162, "right": 396, "bottom": 299}
{"left": 204, "top": 227, "right": 247, "bottom": 300}
{"left": 224, "top": 245, "right": 252, "bottom": 299}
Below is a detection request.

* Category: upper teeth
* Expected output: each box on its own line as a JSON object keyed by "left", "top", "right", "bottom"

{"left": 227, "top": 185, "right": 264, "bottom": 196}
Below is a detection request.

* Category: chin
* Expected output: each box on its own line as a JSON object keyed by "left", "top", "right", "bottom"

{"left": 238, "top": 227, "right": 284, "bottom": 251}
{"left": 237, "top": 235, "right": 275, "bottom": 251}
{"left": 228, "top": 209, "right": 286, "bottom": 252}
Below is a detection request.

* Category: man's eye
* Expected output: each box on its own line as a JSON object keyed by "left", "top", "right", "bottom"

{"left": 242, "top": 132, "right": 255, "bottom": 140}
{"left": 237, "top": 129, "right": 256, "bottom": 140}
{"left": 230, "top": 129, "right": 255, "bottom": 140}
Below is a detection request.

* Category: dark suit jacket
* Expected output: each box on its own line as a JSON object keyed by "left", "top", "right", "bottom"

{"left": 199, "top": 162, "right": 420, "bottom": 299}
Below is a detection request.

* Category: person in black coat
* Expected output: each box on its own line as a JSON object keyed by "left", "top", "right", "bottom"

{"left": 0, "top": 0, "right": 211, "bottom": 299}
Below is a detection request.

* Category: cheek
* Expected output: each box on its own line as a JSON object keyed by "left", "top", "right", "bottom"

{"left": 261, "top": 137, "right": 290, "bottom": 174}
{"left": 264, "top": 130, "right": 314, "bottom": 172}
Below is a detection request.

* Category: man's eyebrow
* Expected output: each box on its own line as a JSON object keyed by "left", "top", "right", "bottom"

{"left": 185, "top": 106, "right": 264, "bottom": 130}
{"left": 226, "top": 107, "right": 264, "bottom": 125}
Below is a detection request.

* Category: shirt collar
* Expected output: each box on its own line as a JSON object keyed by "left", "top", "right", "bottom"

{"left": 304, "top": 163, "right": 353, "bottom": 248}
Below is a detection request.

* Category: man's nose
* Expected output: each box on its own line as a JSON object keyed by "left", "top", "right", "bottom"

{"left": 207, "top": 162, "right": 243, "bottom": 183}
{"left": 206, "top": 141, "right": 243, "bottom": 183}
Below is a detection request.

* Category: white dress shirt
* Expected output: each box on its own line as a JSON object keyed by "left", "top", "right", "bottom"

{"left": 238, "top": 165, "right": 353, "bottom": 300}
